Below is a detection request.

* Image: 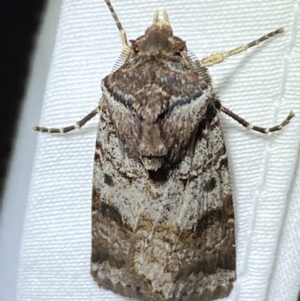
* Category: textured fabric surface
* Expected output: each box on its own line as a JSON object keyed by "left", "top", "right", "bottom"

{"left": 17, "top": 0, "right": 300, "bottom": 300}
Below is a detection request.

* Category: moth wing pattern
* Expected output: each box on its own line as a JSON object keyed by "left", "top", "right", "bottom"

{"left": 91, "top": 95, "right": 235, "bottom": 301}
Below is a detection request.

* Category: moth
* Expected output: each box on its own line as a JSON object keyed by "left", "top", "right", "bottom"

{"left": 34, "top": 0, "right": 294, "bottom": 300}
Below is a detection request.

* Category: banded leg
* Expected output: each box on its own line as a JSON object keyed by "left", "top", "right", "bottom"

{"left": 33, "top": 107, "right": 99, "bottom": 133}
{"left": 200, "top": 28, "right": 284, "bottom": 67}
{"left": 221, "top": 105, "right": 294, "bottom": 134}
{"left": 104, "top": 0, "right": 130, "bottom": 55}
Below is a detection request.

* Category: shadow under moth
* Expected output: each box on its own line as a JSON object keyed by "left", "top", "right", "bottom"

{"left": 34, "top": 0, "right": 294, "bottom": 300}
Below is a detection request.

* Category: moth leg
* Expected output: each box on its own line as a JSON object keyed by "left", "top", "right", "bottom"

{"left": 221, "top": 105, "right": 294, "bottom": 134}
{"left": 104, "top": 0, "right": 131, "bottom": 55}
{"left": 33, "top": 107, "right": 99, "bottom": 133}
{"left": 200, "top": 28, "right": 284, "bottom": 67}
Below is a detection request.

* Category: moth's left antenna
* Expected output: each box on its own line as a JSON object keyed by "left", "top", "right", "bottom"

{"left": 104, "top": 0, "right": 130, "bottom": 52}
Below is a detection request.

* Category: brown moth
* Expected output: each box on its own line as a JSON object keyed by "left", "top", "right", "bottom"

{"left": 34, "top": 1, "right": 294, "bottom": 300}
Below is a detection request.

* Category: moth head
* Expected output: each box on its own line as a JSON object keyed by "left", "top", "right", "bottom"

{"left": 129, "top": 11, "right": 187, "bottom": 56}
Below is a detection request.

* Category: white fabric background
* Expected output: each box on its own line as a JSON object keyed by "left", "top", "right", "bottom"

{"left": 16, "top": 0, "right": 300, "bottom": 300}
{"left": 0, "top": 2, "right": 63, "bottom": 301}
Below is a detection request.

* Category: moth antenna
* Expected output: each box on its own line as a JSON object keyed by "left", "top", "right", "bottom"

{"left": 200, "top": 28, "right": 284, "bottom": 67}
{"left": 104, "top": 0, "right": 130, "bottom": 53}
